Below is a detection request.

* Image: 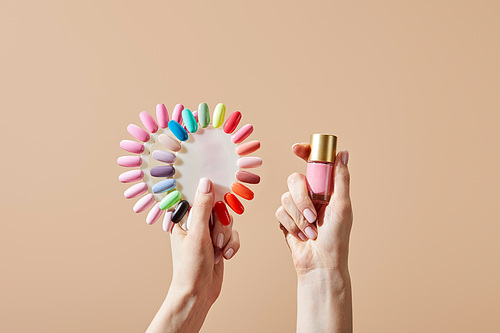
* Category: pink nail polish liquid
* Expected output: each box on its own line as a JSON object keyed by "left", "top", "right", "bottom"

{"left": 306, "top": 134, "right": 337, "bottom": 203}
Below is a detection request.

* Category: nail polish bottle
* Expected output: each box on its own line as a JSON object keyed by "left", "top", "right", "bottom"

{"left": 306, "top": 134, "right": 337, "bottom": 203}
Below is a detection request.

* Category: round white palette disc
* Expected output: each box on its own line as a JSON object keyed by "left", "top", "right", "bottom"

{"left": 147, "top": 127, "right": 239, "bottom": 204}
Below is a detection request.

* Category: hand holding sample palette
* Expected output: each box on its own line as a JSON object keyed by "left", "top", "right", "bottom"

{"left": 117, "top": 102, "right": 262, "bottom": 230}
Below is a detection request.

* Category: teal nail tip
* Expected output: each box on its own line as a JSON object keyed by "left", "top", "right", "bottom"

{"left": 168, "top": 120, "right": 188, "bottom": 141}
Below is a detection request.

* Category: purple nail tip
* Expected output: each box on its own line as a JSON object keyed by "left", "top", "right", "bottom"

{"left": 150, "top": 165, "right": 175, "bottom": 177}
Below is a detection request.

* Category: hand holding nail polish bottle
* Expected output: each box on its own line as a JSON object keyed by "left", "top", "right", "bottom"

{"left": 306, "top": 134, "right": 337, "bottom": 203}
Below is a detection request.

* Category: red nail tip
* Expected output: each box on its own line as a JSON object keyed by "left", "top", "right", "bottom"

{"left": 224, "top": 193, "right": 244, "bottom": 215}
{"left": 223, "top": 111, "right": 242, "bottom": 134}
{"left": 231, "top": 182, "right": 254, "bottom": 200}
{"left": 214, "top": 201, "right": 231, "bottom": 226}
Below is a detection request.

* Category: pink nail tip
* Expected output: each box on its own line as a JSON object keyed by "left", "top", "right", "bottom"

{"left": 124, "top": 182, "right": 148, "bottom": 199}
{"left": 146, "top": 202, "right": 163, "bottom": 225}
{"left": 156, "top": 104, "right": 169, "bottom": 128}
{"left": 172, "top": 104, "right": 184, "bottom": 124}
{"left": 232, "top": 124, "right": 253, "bottom": 144}
{"left": 139, "top": 111, "right": 158, "bottom": 133}
{"left": 119, "top": 169, "right": 144, "bottom": 183}
{"left": 117, "top": 156, "right": 142, "bottom": 167}
{"left": 162, "top": 211, "right": 174, "bottom": 232}
{"left": 120, "top": 140, "right": 144, "bottom": 154}
{"left": 237, "top": 156, "right": 262, "bottom": 168}
{"left": 133, "top": 194, "right": 154, "bottom": 213}
{"left": 127, "top": 124, "right": 150, "bottom": 142}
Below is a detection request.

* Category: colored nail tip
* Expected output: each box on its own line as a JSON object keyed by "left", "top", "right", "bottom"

{"left": 213, "top": 201, "right": 231, "bottom": 226}
{"left": 120, "top": 140, "right": 145, "bottom": 154}
{"left": 171, "top": 200, "right": 189, "bottom": 223}
{"left": 150, "top": 165, "right": 175, "bottom": 178}
{"left": 231, "top": 124, "right": 254, "bottom": 144}
{"left": 235, "top": 170, "right": 261, "bottom": 184}
{"left": 124, "top": 182, "right": 148, "bottom": 199}
{"left": 158, "top": 134, "right": 181, "bottom": 152}
{"left": 133, "top": 194, "right": 155, "bottom": 213}
{"left": 198, "top": 102, "right": 210, "bottom": 128}
{"left": 152, "top": 150, "right": 176, "bottom": 163}
{"left": 236, "top": 140, "right": 260, "bottom": 156}
{"left": 156, "top": 104, "right": 169, "bottom": 128}
{"left": 223, "top": 111, "right": 242, "bottom": 134}
{"left": 182, "top": 109, "right": 198, "bottom": 133}
{"left": 139, "top": 111, "right": 159, "bottom": 133}
{"left": 162, "top": 211, "right": 174, "bottom": 232}
{"left": 168, "top": 120, "right": 189, "bottom": 141}
{"left": 146, "top": 202, "right": 163, "bottom": 225}
{"left": 172, "top": 104, "right": 184, "bottom": 124}
{"left": 119, "top": 169, "right": 144, "bottom": 183}
{"left": 224, "top": 192, "right": 244, "bottom": 215}
{"left": 231, "top": 182, "right": 254, "bottom": 200}
{"left": 152, "top": 178, "right": 176, "bottom": 193}
{"left": 117, "top": 156, "right": 142, "bottom": 167}
{"left": 127, "top": 124, "right": 150, "bottom": 142}
{"left": 212, "top": 103, "right": 226, "bottom": 128}
{"left": 237, "top": 156, "right": 263, "bottom": 168}
{"left": 159, "top": 190, "right": 181, "bottom": 210}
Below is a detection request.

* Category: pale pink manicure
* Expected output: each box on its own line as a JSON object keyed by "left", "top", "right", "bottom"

{"left": 341, "top": 150, "right": 349, "bottom": 166}
{"left": 304, "top": 226, "right": 317, "bottom": 240}
{"left": 298, "top": 232, "right": 307, "bottom": 241}
{"left": 237, "top": 157, "right": 263, "bottom": 168}
{"left": 303, "top": 208, "right": 316, "bottom": 223}
{"left": 199, "top": 177, "right": 211, "bottom": 194}
{"left": 224, "top": 248, "right": 235, "bottom": 259}
{"left": 216, "top": 233, "right": 224, "bottom": 248}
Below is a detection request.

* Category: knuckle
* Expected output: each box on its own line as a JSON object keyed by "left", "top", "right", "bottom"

{"left": 281, "top": 192, "right": 292, "bottom": 206}
{"left": 337, "top": 168, "right": 351, "bottom": 183}
{"left": 287, "top": 172, "right": 302, "bottom": 185}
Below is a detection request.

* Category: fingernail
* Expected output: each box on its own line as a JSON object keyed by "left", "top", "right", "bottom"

{"left": 298, "top": 232, "right": 307, "bottom": 241}
{"left": 341, "top": 150, "right": 349, "bottom": 166}
{"left": 303, "top": 208, "right": 316, "bottom": 223}
{"left": 216, "top": 233, "right": 224, "bottom": 248}
{"left": 304, "top": 226, "right": 317, "bottom": 240}
{"left": 186, "top": 212, "right": 192, "bottom": 230}
{"left": 224, "top": 248, "right": 235, "bottom": 259}
{"left": 214, "top": 250, "right": 222, "bottom": 264}
{"left": 198, "top": 177, "right": 211, "bottom": 194}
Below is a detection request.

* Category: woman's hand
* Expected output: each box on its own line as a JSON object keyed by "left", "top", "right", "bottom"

{"left": 147, "top": 178, "right": 240, "bottom": 333}
{"left": 276, "top": 144, "right": 353, "bottom": 332}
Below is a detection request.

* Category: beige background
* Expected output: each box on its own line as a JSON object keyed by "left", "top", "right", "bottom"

{"left": 1, "top": 1, "right": 499, "bottom": 332}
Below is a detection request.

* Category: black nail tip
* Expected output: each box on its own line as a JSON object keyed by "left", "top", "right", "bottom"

{"left": 171, "top": 200, "right": 189, "bottom": 223}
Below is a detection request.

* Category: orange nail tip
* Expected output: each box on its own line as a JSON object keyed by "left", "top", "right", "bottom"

{"left": 231, "top": 182, "right": 254, "bottom": 200}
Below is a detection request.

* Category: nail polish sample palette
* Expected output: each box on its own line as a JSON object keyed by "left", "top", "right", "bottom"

{"left": 117, "top": 103, "right": 262, "bottom": 230}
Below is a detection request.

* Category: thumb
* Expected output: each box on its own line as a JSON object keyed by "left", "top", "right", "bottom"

{"left": 188, "top": 177, "right": 214, "bottom": 235}
{"left": 329, "top": 151, "right": 351, "bottom": 212}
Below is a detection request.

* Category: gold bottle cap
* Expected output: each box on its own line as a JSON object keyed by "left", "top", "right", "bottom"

{"left": 308, "top": 134, "right": 337, "bottom": 163}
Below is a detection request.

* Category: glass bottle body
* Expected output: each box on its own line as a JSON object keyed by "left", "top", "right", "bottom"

{"left": 306, "top": 161, "right": 334, "bottom": 203}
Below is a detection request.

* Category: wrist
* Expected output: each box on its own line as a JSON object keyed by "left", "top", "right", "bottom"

{"left": 148, "top": 284, "right": 211, "bottom": 333}
{"left": 298, "top": 268, "right": 350, "bottom": 293}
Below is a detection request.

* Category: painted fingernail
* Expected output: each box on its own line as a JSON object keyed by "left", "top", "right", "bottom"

{"left": 214, "top": 201, "right": 231, "bottom": 226}
{"left": 303, "top": 208, "right": 316, "bottom": 223}
{"left": 214, "top": 250, "right": 223, "bottom": 264}
{"left": 304, "top": 227, "right": 317, "bottom": 240}
{"left": 341, "top": 150, "right": 349, "bottom": 166}
{"left": 224, "top": 248, "right": 235, "bottom": 259}
{"left": 216, "top": 233, "right": 224, "bottom": 248}
{"left": 198, "top": 177, "right": 211, "bottom": 194}
{"left": 298, "top": 232, "right": 307, "bottom": 241}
